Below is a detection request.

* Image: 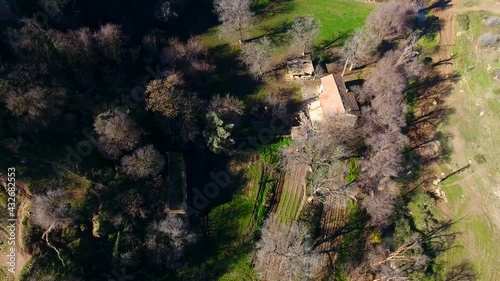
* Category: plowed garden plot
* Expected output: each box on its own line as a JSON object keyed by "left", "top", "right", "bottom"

{"left": 312, "top": 205, "right": 348, "bottom": 278}
{"left": 275, "top": 164, "right": 309, "bottom": 224}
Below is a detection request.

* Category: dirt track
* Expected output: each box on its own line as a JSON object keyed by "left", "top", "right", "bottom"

{"left": 434, "top": 0, "right": 500, "bottom": 236}
{"left": 0, "top": 176, "right": 32, "bottom": 281}
{"left": 430, "top": 0, "right": 500, "bottom": 279}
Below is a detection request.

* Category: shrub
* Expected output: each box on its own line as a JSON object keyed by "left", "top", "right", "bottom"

{"left": 486, "top": 16, "right": 500, "bottom": 26}
{"left": 478, "top": 32, "right": 499, "bottom": 47}
{"left": 457, "top": 14, "right": 469, "bottom": 30}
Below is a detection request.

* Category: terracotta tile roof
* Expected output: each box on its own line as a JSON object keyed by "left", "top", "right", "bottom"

{"left": 319, "top": 74, "right": 346, "bottom": 116}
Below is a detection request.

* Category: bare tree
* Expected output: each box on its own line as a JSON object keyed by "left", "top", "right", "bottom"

{"left": 121, "top": 145, "right": 166, "bottom": 178}
{"left": 213, "top": 0, "right": 252, "bottom": 43}
{"left": 119, "top": 189, "right": 148, "bottom": 219}
{"left": 5, "top": 86, "right": 65, "bottom": 124}
{"left": 358, "top": 50, "right": 408, "bottom": 105}
{"left": 366, "top": 0, "right": 417, "bottom": 39}
{"left": 288, "top": 16, "right": 319, "bottom": 56}
{"left": 254, "top": 214, "right": 319, "bottom": 280}
{"left": 94, "top": 23, "right": 124, "bottom": 62}
{"left": 94, "top": 111, "right": 141, "bottom": 159}
{"left": 208, "top": 93, "right": 244, "bottom": 119}
{"left": 239, "top": 37, "right": 273, "bottom": 78}
{"left": 145, "top": 74, "right": 185, "bottom": 118}
{"left": 358, "top": 50, "right": 410, "bottom": 193}
{"left": 51, "top": 27, "right": 96, "bottom": 69}
{"left": 145, "top": 214, "right": 196, "bottom": 265}
{"left": 162, "top": 38, "right": 214, "bottom": 81}
{"left": 361, "top": 180, "right": 400, "bottom": 227}
{"left": 7, "top": 18, "right": 51, "bottom": 61}
{"left": 32, "top": 189, "right": 79, "bottom": 266}
{"left": 282, "top": 114, "right": 359, "bottom": 204}
{"left": 341, "top": 27, "right": 381, "bottom": 75}
{"left": 32, "top": 189, "right": 78, "bottom": 231}
{"left": 368, "top": 237, "right": 428, "bottom": 280}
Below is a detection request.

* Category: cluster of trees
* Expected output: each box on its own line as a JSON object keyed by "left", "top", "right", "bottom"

{"left": 0, "top": 0, "right": 245, "bottom": 279}
{"left": 341, "top": 1, "right": 443, "bottom": 280}
{"left": 341, "top": 0, "right": 416, "bottom": 72}
{"left": 358, "top": 38, "right": 424, "bottom": 228}
{"left": 282, "top": 113, "right": 359, "bottom": 206}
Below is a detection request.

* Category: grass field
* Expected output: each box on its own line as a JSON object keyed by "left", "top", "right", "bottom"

{"left": 199, "top": 0, "right": 373, "bottom": 48}
{"left": 435, "top": 9, "right": 500, "bottom": 280}
{"left": 199, "top": 154, "right": 279, "bottom": 280}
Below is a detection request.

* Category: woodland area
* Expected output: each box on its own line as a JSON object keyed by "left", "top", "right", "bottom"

{"left": 0, "top": 0, "right": 478, "bottom": 280}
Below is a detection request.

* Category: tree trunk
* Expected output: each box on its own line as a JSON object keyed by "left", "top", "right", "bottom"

{"left": 238, "top": 18, "right": 244, "bottom": 44}
{"left": 42, "top": 224, "right": 66, "bottom": 267}
{"left": 342, "top": 58, "right": 349, "bottom": 76}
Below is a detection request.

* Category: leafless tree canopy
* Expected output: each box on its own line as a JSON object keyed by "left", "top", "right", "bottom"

{"left": 93, "top": 23, "right": 124, "bottom": 62}
{"left": 5, "top": 86, "right": 65, "bottom": 124}
{"left": 94, "top": 111, "right": 142, "bottom": 159}
{"left": 254, "top": 214, "right": 319, "bottom": 280}
{"left": 366, "top": 0, "right": 417, "bottom": 39}
{"left": 240, "top": 37, "right": 273, "bottom": 78}
{"left": 145, "top": 74, "right": 185, "bottom": 118}
{"left": 367, "top": 237, "right": 428, "bottom": 280}
{"left": 7, "top": 18, "right": 51, "bottom": 61}
{"left": 342, "top": 27, "right": 382, "bottom": 70}
{"left": 208, "top": 93, "right": 244, "bottom": 119}
{"left": 213, "top": 0, "right": 252, "bottom": 42}
{"left": 162, "top": 38, "right": 215, "bottom": 82}
{"left": 288, "top": 16, "right": 320, "bottom": 56}
{"left": 120, "top": 189, "right": 148, "bottom": 219}
{"left": 32, "top": 189, "right": 78, "bottom": 230}
{"left": 358, "top": 51, "right": 409, "bottom": 195}
{"left": 145, "top": 215, "right": 196, "bottom": 265}
{"left": 282, "top": 114, "right": 358, "bottom": 204}
{"left": 361, "top": 180, "right": 400, "bottom": 227}
{"left": 121, "top": 145, "right": 166, "bottom": 178}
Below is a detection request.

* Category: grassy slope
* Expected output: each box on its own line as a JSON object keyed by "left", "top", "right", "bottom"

{"left": 199, "top": 0, "right": 373, "bottom": 48}
{"left": 436, "top": 11, "right": 500, "bottom": 280}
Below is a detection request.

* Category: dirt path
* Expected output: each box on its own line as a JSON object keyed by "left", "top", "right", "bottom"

{"left": 0, "top": 177, "right": 32, "bottom": 281}
{"left": 430, "top": 0, "right": 500, "bottom": 279}
{"left": 433, "top": 0, "right": 500, "bottom": 232}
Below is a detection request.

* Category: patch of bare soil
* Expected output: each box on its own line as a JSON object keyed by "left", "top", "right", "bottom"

{"left": 311, "top": 205, "right": 348, "bottom": 279}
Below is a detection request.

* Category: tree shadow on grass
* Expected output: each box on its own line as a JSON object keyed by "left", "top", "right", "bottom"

{"left": 249, "top": 20, "right": 294, "bottom": 46}
{"left": 253, "top": 0, "right": 295, "bottom": 18}
{"left": 207, "top": 44, "right": 263, "bottom": 99}
{"left": 313, "top": 31, "right": 351, "bottom": 51}
{"left": 425, "top": 0, "right": 453, "bottom": 11}
{"left": 443, "top": 261, "right": 478, "bottom": 281}
{"left": 402, "top": 70, "right": 461, "bottom": 187}
{"left": 421, "top": 14, "right": 443, "bottom": 41}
